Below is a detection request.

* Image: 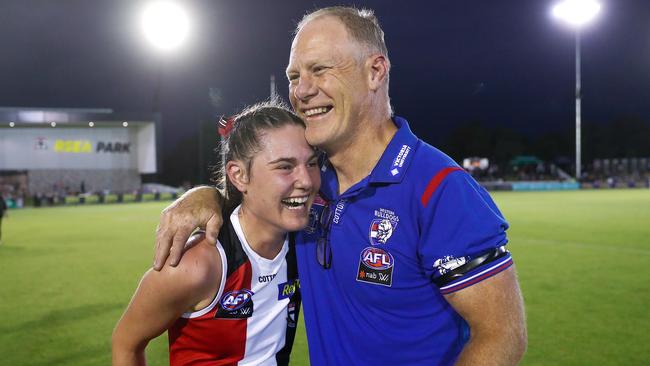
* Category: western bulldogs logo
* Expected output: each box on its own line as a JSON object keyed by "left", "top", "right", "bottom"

{"left": 369, "top": 218, "right": 396, "bottom": 245}
{"left": 215, "top": 289, "right": 254, "bottom": 319}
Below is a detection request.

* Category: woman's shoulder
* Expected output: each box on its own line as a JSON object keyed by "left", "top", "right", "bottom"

{"left": 144, "top": 236, "right": 222, "bottom": 302}
{"left": 176, "top": 237, "right": 222, "bottom": 290}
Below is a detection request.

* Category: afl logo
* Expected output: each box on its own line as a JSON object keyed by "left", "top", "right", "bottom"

{"left": 220, "top": 289, "right": 253, "bottom": 311}
{"left": 360, "top": 247, "right": 394, "bottom": 270}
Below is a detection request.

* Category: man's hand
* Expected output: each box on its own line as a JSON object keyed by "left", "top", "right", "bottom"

{"left": 153, "top": 186, "right": 224, "bottom": 270}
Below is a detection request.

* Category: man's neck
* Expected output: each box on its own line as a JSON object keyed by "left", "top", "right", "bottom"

{"left": 327, "top": 117, "right": 397, "bottom": 194}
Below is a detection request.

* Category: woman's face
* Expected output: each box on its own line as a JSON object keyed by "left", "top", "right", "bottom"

{"left": 239, "top": 123, "right": 321, "bottom": 234}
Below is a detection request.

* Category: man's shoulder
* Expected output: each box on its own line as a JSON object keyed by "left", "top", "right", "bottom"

{"left": 409, "top": 140, "right": 461, "bottom": 179}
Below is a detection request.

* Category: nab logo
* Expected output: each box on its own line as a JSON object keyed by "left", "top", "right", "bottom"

{"left": 220, "top": 289, "right": 253, "bottom": 311}
{"left": 360, "top": 247, "right": 394, "bottom": 270}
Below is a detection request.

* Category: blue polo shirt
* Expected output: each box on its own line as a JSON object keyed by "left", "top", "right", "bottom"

{"left": 295, "top": 117, "right": 512, "bottom": 365}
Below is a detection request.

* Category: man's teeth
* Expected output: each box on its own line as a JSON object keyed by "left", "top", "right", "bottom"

{"left": 282, "top": 197, "right": 308, "bottom": 208}
{"left": 304, "top": 107, "right": 330, "bottom": 117}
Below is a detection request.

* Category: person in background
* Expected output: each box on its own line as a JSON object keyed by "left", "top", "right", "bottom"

{"left": 112, "top": 102, "right": 320, "bottom": 365}
{"left": 0, "top": 194, "right": 7, "bottom": 243}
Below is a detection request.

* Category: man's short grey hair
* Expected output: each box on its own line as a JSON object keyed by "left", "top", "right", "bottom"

{"left": 296, "top": 6, "right": 390, "bottom": 62}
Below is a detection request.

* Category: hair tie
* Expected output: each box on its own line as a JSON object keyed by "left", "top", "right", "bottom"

{"left": 218, "top": 116, "right": 236, "bottom": 137}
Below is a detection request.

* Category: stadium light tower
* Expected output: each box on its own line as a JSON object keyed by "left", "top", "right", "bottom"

{"left": 141, "top": 1, "right": 189, "bottom": 52}
{"left": 141, "top": 1, "right": 190, "bottom": 113}
{"left": 552, "top": 0, "right": 602, "bottom": 180}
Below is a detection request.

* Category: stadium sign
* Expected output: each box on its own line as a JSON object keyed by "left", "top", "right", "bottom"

{"left": 96, "top": 142, "right": 131, "bottom": 153}
{"left": 51, "top": 139, "right": 131, "bottom": 154}
{"left": 54, "top": 139, "right": 93, "bottom": 153}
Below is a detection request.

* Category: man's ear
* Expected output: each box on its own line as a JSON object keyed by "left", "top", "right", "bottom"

{"left": 226, "top": 160, "right": 248, "bottom": 193}
{"left": 366, "top": 54, "right": 389, "bottom": 92}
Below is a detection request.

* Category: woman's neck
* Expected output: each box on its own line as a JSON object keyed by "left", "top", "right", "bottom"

{"left": 237, "top": 205, "right": 285, "bottom": 260}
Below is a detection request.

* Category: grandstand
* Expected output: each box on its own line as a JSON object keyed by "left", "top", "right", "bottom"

{"left": 464, "top": 154, "right": 650, "bottom": 191}
{"left": 0, "top": 107, "right": 159, "bottom": 206}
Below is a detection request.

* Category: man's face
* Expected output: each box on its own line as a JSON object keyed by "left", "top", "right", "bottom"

{"left": 286, "top": 17, "right": 371, "bottom": 152}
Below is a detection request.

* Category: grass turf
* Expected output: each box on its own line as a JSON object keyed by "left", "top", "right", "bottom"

{"left": 0, "top": 190, "right": 648, "bottom": 365}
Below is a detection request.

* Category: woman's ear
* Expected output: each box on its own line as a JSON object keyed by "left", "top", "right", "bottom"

{"left": 226, "top": 160, "right": 248, "bottom": 193}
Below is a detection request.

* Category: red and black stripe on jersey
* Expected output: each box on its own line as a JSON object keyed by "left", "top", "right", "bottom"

{"left": 168, "top": 213, "right": 301, "bottom": 366}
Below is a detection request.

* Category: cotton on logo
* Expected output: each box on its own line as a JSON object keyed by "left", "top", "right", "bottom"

{"left": 220, "top": 289, "right": 253, "bottom": 311}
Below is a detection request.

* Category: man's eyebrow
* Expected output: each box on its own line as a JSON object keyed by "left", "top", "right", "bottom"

{"left": 286, "top": 59, "right": 323, "bottom": 74}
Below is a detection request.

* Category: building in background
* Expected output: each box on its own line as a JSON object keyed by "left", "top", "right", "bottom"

{"left": 0, "top": 107, "right": 158, "bottom": 199}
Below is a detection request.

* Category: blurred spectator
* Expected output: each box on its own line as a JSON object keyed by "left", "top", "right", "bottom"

{"left": 0, "top": 195, "right": 7, "bottom": 243}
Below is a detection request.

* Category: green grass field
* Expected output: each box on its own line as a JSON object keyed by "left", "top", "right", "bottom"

{"left": 0, "top": 190, "right": 648, "bottom": 365}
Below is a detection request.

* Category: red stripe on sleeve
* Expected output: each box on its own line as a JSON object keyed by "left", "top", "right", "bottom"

{"left": 420, "top": 167, "right": 463, "bottom": 207}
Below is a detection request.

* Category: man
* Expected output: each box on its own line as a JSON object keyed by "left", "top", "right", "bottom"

{"left": 154, "top": 6, "right": 527, "bottom": 365}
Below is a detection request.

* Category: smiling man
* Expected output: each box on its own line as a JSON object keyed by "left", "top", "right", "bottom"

{"left": 153, "top": 6, "right": 527, "bottom": 366}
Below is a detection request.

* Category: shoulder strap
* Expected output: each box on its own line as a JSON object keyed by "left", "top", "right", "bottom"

{"left": 274, "top": 232, "right": 301, "bottom": 366}
{"left": 217, "top": 211, "right": 249, "bottom": 277}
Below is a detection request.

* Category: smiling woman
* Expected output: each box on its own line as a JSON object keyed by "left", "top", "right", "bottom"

{"left": 112, "top": 100, "right": 320, "bottom": 366}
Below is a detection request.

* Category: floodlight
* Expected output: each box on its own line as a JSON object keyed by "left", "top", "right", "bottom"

{"left": 141, "top": 1, "right": 189, "bottom": 51}
{"left": 123, "top": 121, "right": 129, "bottom": 127}
{"left": 89, "top": 121, "right": 95, "bottom": 127}
{"left": 50, "top": 122, "right": 56, "bottom": 127}
{"left": 550, "top": 0, "right": 602, "bottom": 179}
{"left": 9, "top": 122, "right": 15, "bottom": 127}
{"left": 552, "top": 0, "right": 601, "bottom": 28}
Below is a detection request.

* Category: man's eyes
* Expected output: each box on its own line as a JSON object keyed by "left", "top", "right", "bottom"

{"left": 286, "top": 66, "right": 328, "bottom": 82}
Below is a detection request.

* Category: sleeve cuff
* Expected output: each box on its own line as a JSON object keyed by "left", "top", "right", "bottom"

{"left": 439, "top": 253, "right": 513, "bottom": 295}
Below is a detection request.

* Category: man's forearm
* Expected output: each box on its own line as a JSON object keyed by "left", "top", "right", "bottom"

{"left": 154, "top": 185, "right": 224, "bottom": 269}
{"left": 454, "top": 327, "right": 527, "bottom": 366}
{"left": 445, "top": 267, "right": 528, "bottom": 366}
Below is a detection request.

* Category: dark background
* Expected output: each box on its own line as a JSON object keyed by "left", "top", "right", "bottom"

{"left": 1, "top": 0, "right": 649, "bottom": 185}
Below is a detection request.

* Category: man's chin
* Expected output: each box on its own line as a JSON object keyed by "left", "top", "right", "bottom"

{"left": 305, "top": 127, "right": 334, "bottom": 148}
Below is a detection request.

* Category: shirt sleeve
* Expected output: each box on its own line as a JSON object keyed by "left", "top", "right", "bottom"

{"left": 418, "top": 169, "right": 512, "bottom": 294}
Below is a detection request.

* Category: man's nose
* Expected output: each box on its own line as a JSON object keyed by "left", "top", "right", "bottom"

{"left": 293, "top": 75, "right": 318, "bottom": 102}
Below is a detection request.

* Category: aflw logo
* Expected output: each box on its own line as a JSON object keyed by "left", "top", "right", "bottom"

{"left": 220, "top": 289, "right": 253, "bottom": 311}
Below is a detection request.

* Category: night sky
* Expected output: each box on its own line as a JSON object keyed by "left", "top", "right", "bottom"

{"left": 1, "top": 0, "right": 649, "bottom": 182}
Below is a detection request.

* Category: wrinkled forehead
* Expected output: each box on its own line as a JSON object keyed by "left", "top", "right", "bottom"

{"left": 288, "top": 18, "right": 357, "bottom": 68}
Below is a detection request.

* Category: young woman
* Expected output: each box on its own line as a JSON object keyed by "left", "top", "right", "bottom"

{"left": 112, "top": 102, "right": 320, "bottom": 366}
